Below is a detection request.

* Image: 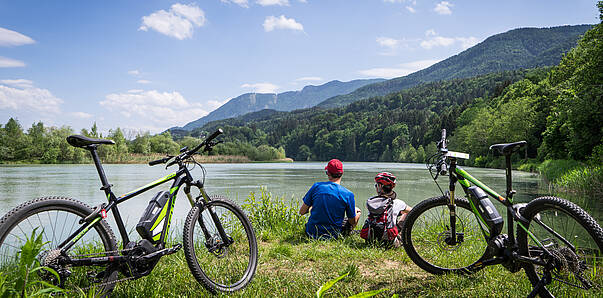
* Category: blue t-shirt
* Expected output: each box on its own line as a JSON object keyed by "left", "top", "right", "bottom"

{"left": 303, "top": 182, "right": 355, "bottom": 239}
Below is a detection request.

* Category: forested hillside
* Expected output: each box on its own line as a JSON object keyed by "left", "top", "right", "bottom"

{"left": 318, "top": 25, "right": 592, "bottom": 109}
{"left": 198, "top": 70, "right": 531, "bottom": 162}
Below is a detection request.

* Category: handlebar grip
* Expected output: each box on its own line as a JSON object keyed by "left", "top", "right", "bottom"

{"left": 148, "top": 157, "right": 169, "bottom": 166}
{"left": 205, "top": 129, "right": 223, "bottom": 144}
{"left": 440, "top": 129, "right": 447, "bottom": 150}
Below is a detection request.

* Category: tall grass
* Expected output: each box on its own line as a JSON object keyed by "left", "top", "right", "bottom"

{"left": 537, "top": 159, "right": 582, "bottom": 182}
{"left": 556, "top": 165, "right": 603, "bottom": 196}
{"left": 242, "top": 187, "right": 306, "bottom": 242}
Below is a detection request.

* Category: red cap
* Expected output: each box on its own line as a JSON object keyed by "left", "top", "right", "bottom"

{"left": 325, "top": 159, "right": 343, "bottom": 175}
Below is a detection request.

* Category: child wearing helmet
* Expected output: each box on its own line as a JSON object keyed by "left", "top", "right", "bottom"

{"left": 360, "top": 172, "right": 412, "bottom": 247}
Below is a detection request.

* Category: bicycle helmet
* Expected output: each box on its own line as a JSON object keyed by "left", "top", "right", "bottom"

{"left": 375, "top": 172, "right": 396, "bottom": 187}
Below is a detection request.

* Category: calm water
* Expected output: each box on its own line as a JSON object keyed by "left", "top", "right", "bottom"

{"left": 0, "top": 162, "right": 599, "bottom": 237}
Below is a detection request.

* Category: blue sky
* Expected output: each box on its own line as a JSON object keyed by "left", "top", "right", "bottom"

{"left": 0, "top": 0, "right": 598, "bottom": 134}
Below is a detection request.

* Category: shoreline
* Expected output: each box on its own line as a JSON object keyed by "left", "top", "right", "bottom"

{"left": 0, "top": 155, "right": 294, "bottom": 165}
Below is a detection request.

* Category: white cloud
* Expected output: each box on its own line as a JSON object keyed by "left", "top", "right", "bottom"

{"left": 0, "top": 80, "right": 63, "bottom": 114}
{"left": 72, "top": 112, "right": 93, "bottom": 119}
{"left": 0, "top": 56, "right": 25, "bottom": 68}
{"left": 221, "top": 0, "right": 249, "bottom": 8}
{"left": 376, "top": 37, "right": 400, "bottom": 49}
{"left": 358, "top": 59, "right": 440, "bottom": 79}
{"left": 257, "top": 0, "right": 289, "bottom": 6}
{"left": 0, "top": 79, "right": 33, "bottom": 88}
{"left": 137, "top": 79, "right": 152, "bottom": 84}
{"left": 425, "top": 29, "right": 437, "bottom": 37}
{"left": 406, "top": 6, "right": 416, "bottom": 13}
{"left": 241, "top": 83, "right": 279, "bottom": 93}
{"left": 434, "top": 1, "right": 453, "bottom": 15}
{"left": 420, "top": 36, "right": 456, "bottom": 49}
{"left": 139, "top": 3, "right": 206, "bottom": 40}
{"left": 263, "top": 15, "right": 304, "bottom": 32}
{"left": 295, "top": 77, "right": 322, "bottom": 82}
{"left": 128, "top": 89, "right": 144, "bottom": 94}
{"left": 128, "top": 70, "right": 140, "bottom": 76}
{"left": 0, "top": 27, "right": 35, "bottom": 47}
{"left": 100, "top": 90, "right": 208, "bottom": 130}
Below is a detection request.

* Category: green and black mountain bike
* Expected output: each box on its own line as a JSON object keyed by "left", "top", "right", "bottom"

{"left": 401, "top": 129, "right": 602, "bottom": 297}
{"left": 0, "top": 129, "right": 258, "bottom": 295}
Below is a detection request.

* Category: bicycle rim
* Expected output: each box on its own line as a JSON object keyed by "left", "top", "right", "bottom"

{"left": 519, "top": 197, "right": 603, "bottom": 297}
{"left": 404, "top": 196, "right": 488, "bottom": 273}
{"left": 185, "top": 199, "right": 257, "bottom": 292}
{"left": 0, "top": 198, "right": 117, "bottom": 293}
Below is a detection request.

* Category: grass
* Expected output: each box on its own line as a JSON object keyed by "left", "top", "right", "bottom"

{"left": 1, "top": 188, "right": 600, "bottom": 297}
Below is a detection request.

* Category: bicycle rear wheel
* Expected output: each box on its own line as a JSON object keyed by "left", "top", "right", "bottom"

{"left": 517, "top": 196, "right": 603, "bottom": 298}
{"left": 183, "top": 195, "right": 258, "bottom": 293}
{"left": 0, "top": 197, "right": 118, "bottom": 295}
{"left": 401, "top": 195, "right": 489, "bottom": 274}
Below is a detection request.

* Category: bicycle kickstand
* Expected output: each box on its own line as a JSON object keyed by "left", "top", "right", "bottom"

{"left": 526, "top": 272, "right": 551, "bottom": 298}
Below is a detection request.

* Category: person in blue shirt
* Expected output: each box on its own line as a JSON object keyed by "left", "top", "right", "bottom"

{"left": 299, "top": 159, "right": 361, "bottom": 239}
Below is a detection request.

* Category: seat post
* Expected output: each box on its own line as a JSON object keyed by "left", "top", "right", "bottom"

{"left": 87, "top": 145, "right": 112, "bottom": 193}
{"left": 505, "top": 154, "right": 513, "bottom": 198}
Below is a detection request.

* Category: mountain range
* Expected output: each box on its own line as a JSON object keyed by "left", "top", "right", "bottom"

{"left": 170, "top": 78, "right": 384, "bottom": 132}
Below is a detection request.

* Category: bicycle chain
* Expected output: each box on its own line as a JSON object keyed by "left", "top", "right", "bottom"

{"left": 53, "top": 247, "right": 139, "bottom": 295}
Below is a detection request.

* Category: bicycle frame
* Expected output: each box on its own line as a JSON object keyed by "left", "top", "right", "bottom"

{"left": 445, "top": 156, "right": 549, "bottom": 266}
{"left": 55, "top": 146, "right": 216, "bottom": 266}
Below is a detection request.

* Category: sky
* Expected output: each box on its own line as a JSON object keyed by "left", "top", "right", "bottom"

{"left": 0, "top": 0, "right": 599, "bottom": 134}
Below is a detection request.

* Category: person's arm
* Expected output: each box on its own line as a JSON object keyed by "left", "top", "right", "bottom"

{"left": 346, "top": 194, "right": 361, "bottom": 227}
{"left": 348, "top": 207, "right": 361, "bottom": 226}
{"left": 299, "top": 203, "right": 311, "bottom": 215}
{"left": 300, "top": 184, "right": 315, "bottom": 216}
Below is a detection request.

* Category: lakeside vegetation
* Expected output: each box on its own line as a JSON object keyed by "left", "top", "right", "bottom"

{"left": 0, "top": 121, "right": 287, "bottom": 164}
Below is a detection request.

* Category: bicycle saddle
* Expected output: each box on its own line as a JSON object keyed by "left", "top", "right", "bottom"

{"left": 67, "top": 135, "right": 115, "bottom": 148}
{"left": 489, "top": 141, "right": 527, "bottom": 156}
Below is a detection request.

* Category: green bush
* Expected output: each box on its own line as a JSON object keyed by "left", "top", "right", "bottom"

{"left": 556, "top": 165, "right": 603, "bottom": 196}
{"left": 242, "top": 187, "right": 306, "bottom": 240}
{"left": 538, "top": 159, "right": 583, "bottom": 182}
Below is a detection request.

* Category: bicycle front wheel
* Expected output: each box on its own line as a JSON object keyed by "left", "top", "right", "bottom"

{"left": 401, "top": 195, "right": 489, "bottom": 274}
{"left": 517, "top": 196, "right": 603, "bottom": 298}
{"left": 183, "top": 195, "right": 258, "bottom": 293}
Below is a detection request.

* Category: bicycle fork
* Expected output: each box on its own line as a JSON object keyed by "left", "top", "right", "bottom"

{"left": 185, "top": 185, "right": 233, "bottom": 252}
{"left": 446, "top": 158, "right": 460, "bottom": 245}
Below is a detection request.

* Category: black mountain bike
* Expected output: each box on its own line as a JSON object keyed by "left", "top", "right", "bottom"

{"left": 0, "top": 129, "right": 258, "bottom": 295}
{"left": 401, "top": 129, "right": 602, "bottom": 298}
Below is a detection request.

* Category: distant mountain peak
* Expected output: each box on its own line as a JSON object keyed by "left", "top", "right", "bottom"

{"left": 169, "top": 78, "right": 384, "bottom": 132}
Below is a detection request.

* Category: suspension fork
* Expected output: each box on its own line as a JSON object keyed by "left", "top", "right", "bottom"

{"left": 187, "top": 184, "right": 232, "bottom": 246}
{"left": 447, "top": 158, "right": 458, "bottom": 245}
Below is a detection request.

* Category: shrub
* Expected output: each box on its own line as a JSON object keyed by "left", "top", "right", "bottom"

{"left": 556, "top": 165, "right": 603, "bottom": 197}
{"left": 242, "top": 187, "right": 306, "bottom": 240}
{"left": 538, "top": 159, "right": 583, "bottom": 182}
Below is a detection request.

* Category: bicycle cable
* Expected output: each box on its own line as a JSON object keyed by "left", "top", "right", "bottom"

{"left": 426, "top": 152, "right": 446, "bottom": 196}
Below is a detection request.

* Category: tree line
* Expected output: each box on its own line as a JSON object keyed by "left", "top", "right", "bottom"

{"left": 0, "top": 121, "right": 286, "bottom": 164}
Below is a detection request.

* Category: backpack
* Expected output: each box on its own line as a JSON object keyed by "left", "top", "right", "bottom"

{"left": 360, "top": 196, "right": 399, "bottom": 244}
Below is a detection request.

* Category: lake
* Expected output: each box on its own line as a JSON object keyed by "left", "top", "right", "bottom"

{"left": 0, "top": 162, "right": 599, "bottom": 237}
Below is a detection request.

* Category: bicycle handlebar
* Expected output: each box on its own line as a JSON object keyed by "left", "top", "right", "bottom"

{"left": 147, "top": 128, "right": 223, "bottom": 166}
{"left": 438, "top": 129, "right": 447, "bottom": 151}
{"left": 189, "top": 128, "right": 223, "bottom": 156}
{"left": 148, "top": 156, "right": 172, "bottom": 166}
